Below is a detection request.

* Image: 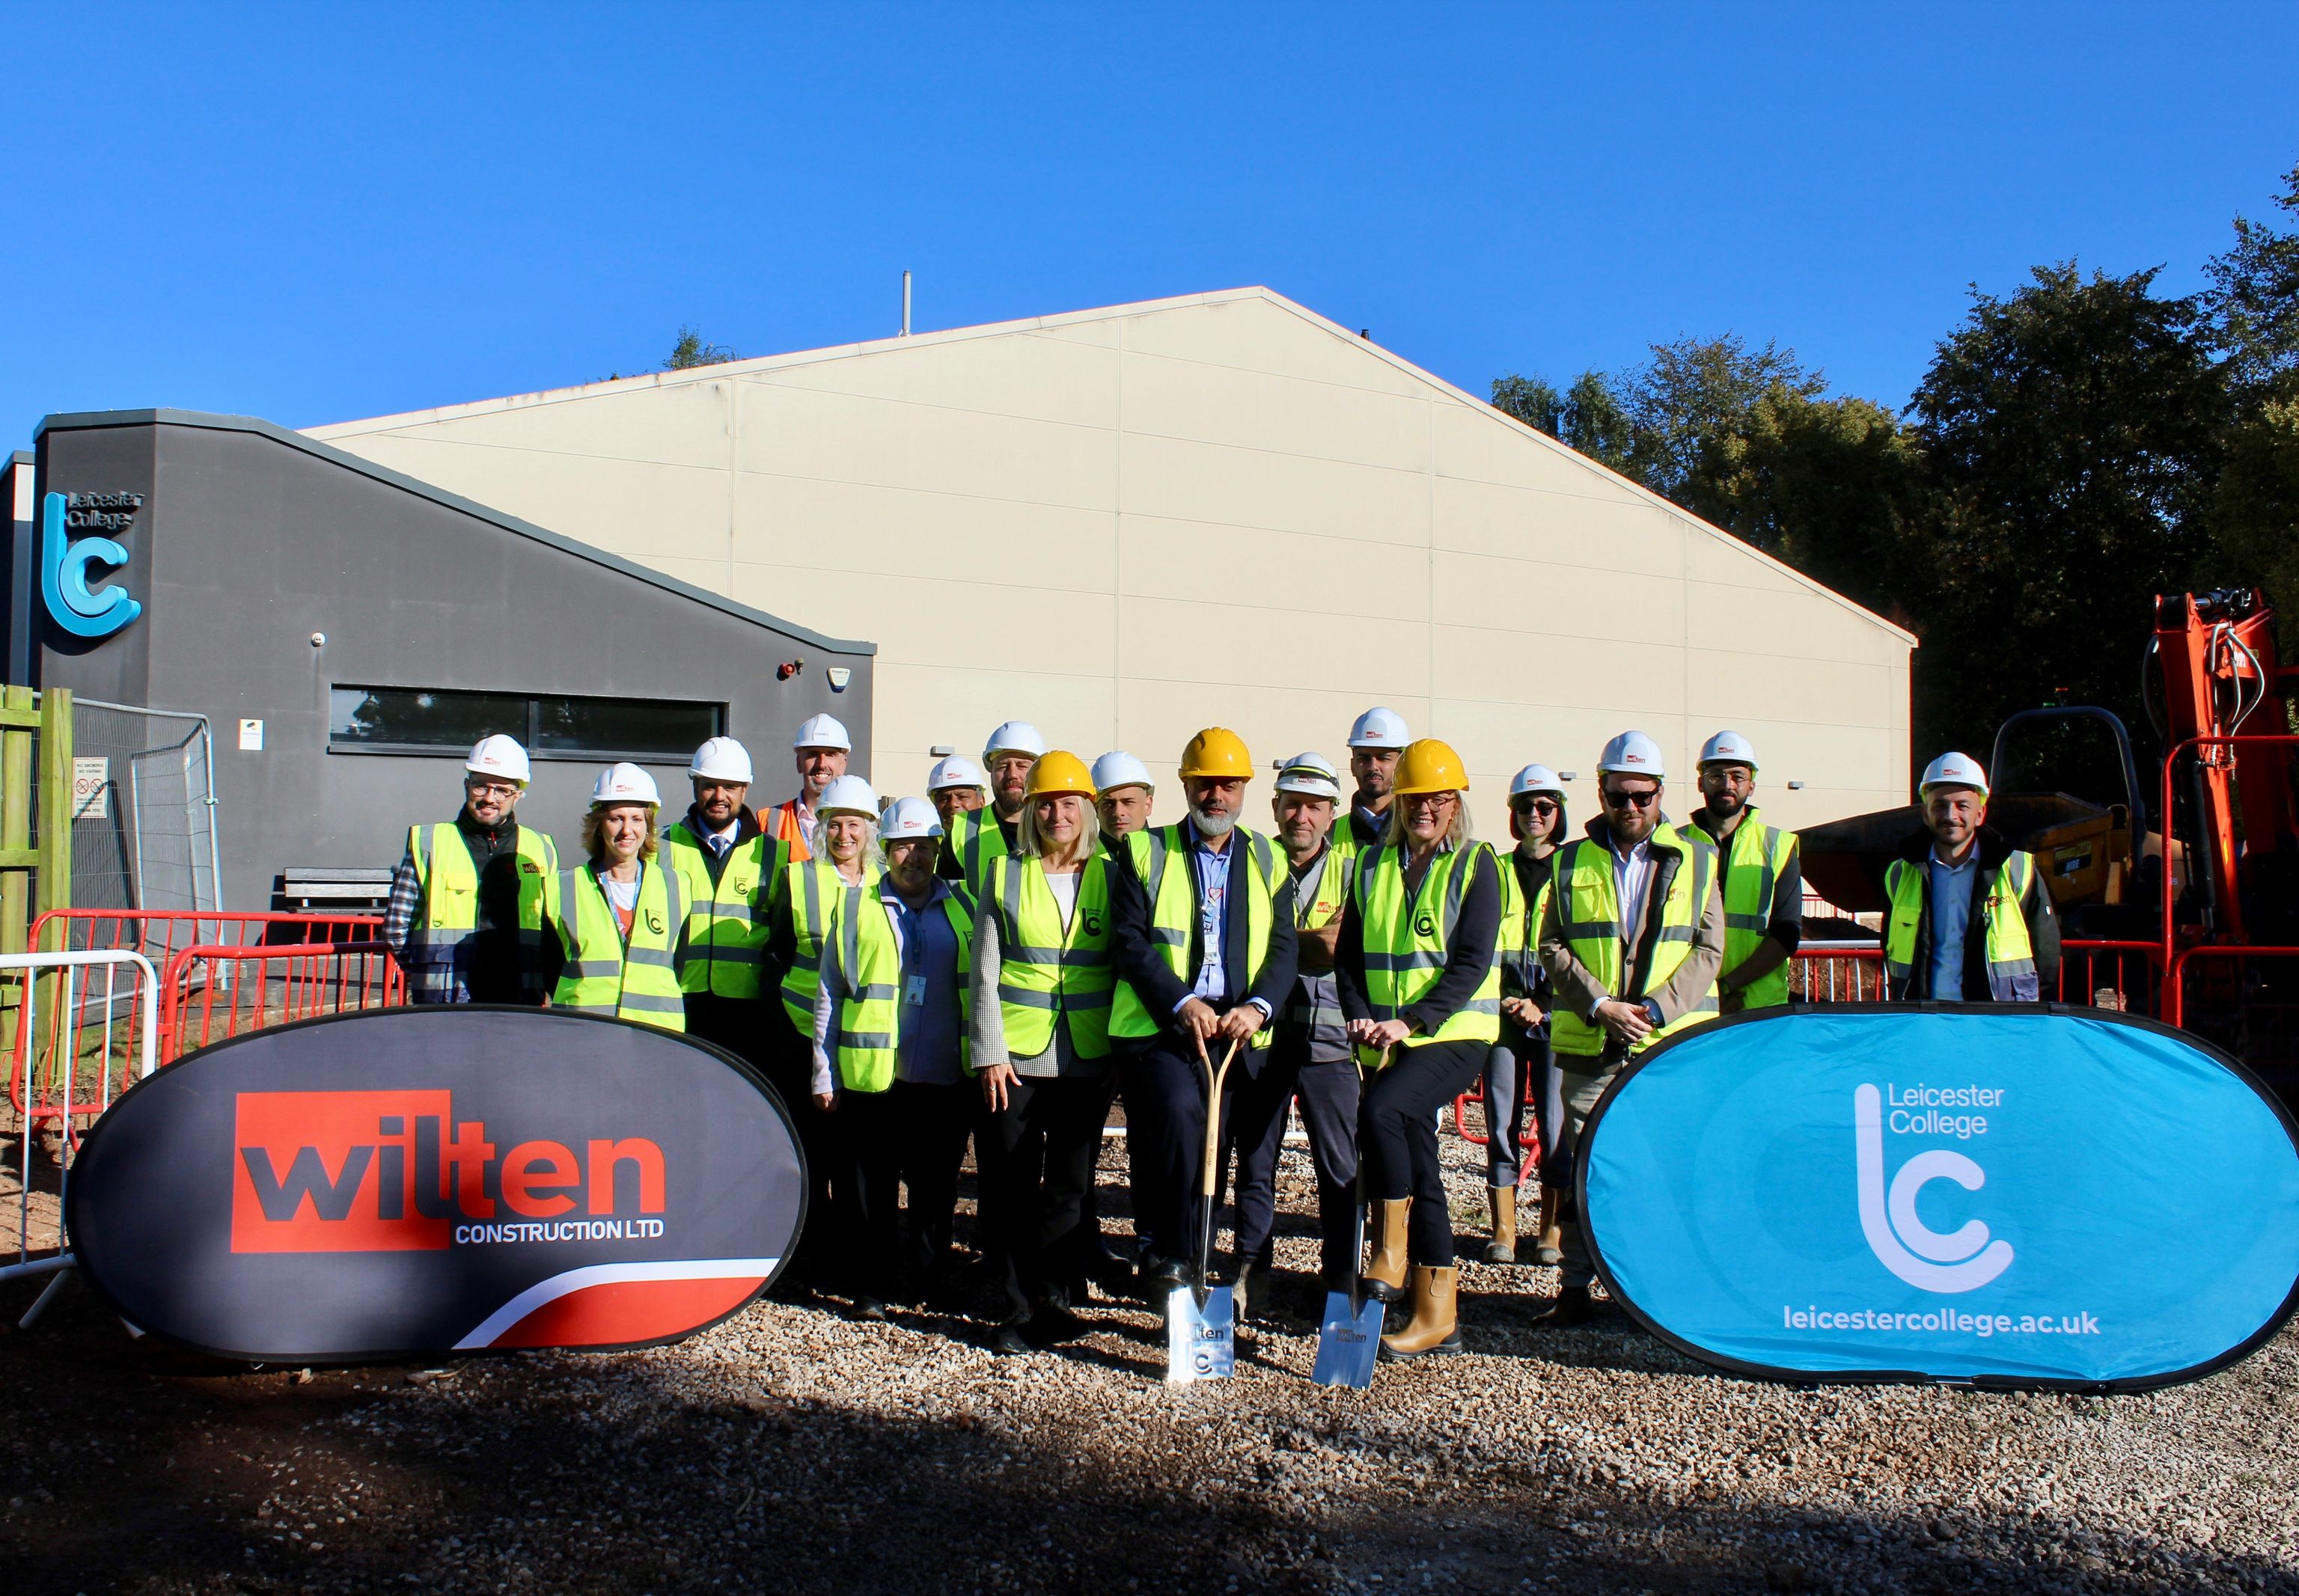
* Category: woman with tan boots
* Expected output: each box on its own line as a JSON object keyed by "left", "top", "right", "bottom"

{"left": 1337, "top": 738, "right": 1503, "bottom": 1360}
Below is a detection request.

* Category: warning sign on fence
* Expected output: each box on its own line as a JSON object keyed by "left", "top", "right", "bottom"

{"left": 73, "top": 755, "right": 109, "bottom": 820}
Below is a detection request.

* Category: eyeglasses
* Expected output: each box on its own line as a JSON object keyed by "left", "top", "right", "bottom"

{"left": 1602, "top": 788, "right": 1659, "bottom": 810}
{"left": 1512, "top": 796, "right": 1559, "bottom": 814}
{"left": 466, "top": 780, "right": 520, "bottom": 800}
{"left": 1402, "top": 792, "right": 1458, "bottom": 810}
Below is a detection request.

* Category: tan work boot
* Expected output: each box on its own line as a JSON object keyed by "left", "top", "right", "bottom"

{"left": 1481, "top": 1184, "right": 1518, "bottom": 1264}
{"left": 1533, "top": 1187, "right": 1563, "bottom": 1267}
{"left": 1363, "top": 1199, "right": 1411, "bottom": 1303}
{"left": 1378, "top": 1265, "right": 1463, "bottom": 1360}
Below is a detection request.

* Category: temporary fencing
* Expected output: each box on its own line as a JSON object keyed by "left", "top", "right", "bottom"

{"left": 1789, "top": 941, "right": 1888, "bottom": 1003}
{"left": 159, "top": 941, "right": 404, "bottom": 1060}
{"left": 1, "top": 949, "right": 157, "bottom": 1326}
{"left": 66, "top": 700, "right": 222, "bottom": 917}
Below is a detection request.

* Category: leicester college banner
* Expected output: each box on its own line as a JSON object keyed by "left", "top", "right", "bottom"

{"left": 1581, "top": 1005, "right": 2299, "bottom": 1390}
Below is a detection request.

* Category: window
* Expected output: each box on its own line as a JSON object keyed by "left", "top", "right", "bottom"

{"left": 329, "top": 687, "right": 721, "bottom": 762}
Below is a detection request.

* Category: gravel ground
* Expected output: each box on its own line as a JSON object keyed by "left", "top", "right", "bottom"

{"left": 2, "top": 1127, "right": 2295, "bottom": 1595}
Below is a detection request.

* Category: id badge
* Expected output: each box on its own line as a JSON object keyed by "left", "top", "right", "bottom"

{"left": 904, "top": 974, "right": 928, "bottom": 1008}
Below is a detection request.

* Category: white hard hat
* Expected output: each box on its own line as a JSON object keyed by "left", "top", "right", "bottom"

{"left": 1920, "top": 751, "right": 1990, "bottom": 798}
{"left": 1091, "top": 750, "right": 1154, "bottom": 795}
{"left": 1273, "top": 752, "right": 1342, "bottom": 799}
{"left": 816, "top": 774, "right": 879, "bottom": 819}
{"left": 590, "top": 762, "right": 660, "bottom": 807}
{"left": 878, "top": 795, "right": 944, "bottom": 842}
{"left": 793, "top": 713, "right": 852, "bottom": 751}
{"left": 1597, "top": 731, "right": 1666, "bottom": 780}
{"left": 689, "top": 736, "right": 754, "bottom": 784}
{"left": 1697, "top": 731, "right": 1759, "bottom": 772}
{"left": 926, "top": 753, "right": 986, "bottom": 793}
{"left": 983, "top": 721, "right": 1046, "bottom": 760}
{"left": 1509, "top": 763, "right": 1566, "bottom": 800}
{"left": 464, "top": 734, "right": 531, "bottom": 785}
{"left": 1348, "top": 706, "right": 1411, "bottom": 749}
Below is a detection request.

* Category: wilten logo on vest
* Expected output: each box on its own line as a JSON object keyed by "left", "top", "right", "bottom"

{"left": 1853, "top": 1082, "right": 2013, "bottom": 1293}
{"left": 231, "top": 1090, "right": 668, "bottom": 1254}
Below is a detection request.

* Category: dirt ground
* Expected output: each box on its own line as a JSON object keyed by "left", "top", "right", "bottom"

{"left": 2, "top": 1130, "right": 2295, "bottom": 1596}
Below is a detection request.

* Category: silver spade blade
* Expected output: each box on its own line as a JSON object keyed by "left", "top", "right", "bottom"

{"left": 1166, "top": 1284, "right": 1236, "bottom": 1384}
{"left": 1311, "top": 1291, "right": 1381, "bottom": 1388}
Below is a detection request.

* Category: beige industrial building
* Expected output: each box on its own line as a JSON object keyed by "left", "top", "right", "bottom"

{"left": 310, "top": 287, "right": 1914, "bottom": 833}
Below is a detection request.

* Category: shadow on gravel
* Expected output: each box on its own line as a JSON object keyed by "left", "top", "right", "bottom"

{"left": 4, "top": 1272, "right": 2295, "bottom": 1596}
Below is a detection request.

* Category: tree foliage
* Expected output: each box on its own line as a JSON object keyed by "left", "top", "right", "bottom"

{"left": 664, "top": 326, "right": 736, "bottom": 370}
{"left": 2202, "top": 163, "right": 2299, "bottom": 399}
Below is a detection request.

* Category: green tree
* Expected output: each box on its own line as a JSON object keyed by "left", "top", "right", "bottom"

{"left": 1621, "top": 334, "right": 1824, "bottom": 505}
{"left": 1491, "top": 370, "right": 1635, "bottom": 474}
{"left": 2207, "top": 397, "right": 2299, "bottom": 662}
{"left": 2202, "top": 163, "right": 2299, "bottom": 399}
{"left": 664, "top": 325, "right": 736, "bottom": 370}
{"left": 1908, "top": 263, "right": 2227, "bottom": 755}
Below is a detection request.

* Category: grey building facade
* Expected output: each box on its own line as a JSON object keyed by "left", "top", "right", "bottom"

{"left": 12, "top": 410, "right": 874, "bottom": 914}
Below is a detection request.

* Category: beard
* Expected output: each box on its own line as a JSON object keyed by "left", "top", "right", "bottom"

{"left": 1191, "top": 804, "right": 1236, "bottom": 839}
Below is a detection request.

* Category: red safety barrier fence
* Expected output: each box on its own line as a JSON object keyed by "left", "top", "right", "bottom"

{"left": 1789, "top": 942, "right": 1887, "bottom": 1003}
{"left": 11, "top": 911, "right": 384, "bottom": 1116}
{"left": 159, "top": 941, "right": 406, "bottom": 1063}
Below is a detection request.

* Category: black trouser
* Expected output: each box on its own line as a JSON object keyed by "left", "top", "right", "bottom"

{"left": 760, "top": 1000, "right": 834, "bottom": 1273}
{"left": 977, "top": 1072, "right": 1106, "bottom": 1320}
{"left": 1120, "top": 1034, "right": 1246, "bottom": 1264}
{"left": 1226, "top": 1027, "right": 1361, "bottom": 1279}
{"left": 894, "top": 1078, "right": 973, "bottom": 1282}
{"left": 826, "top": 1088, "right": 903, "bottom": 1300}
{"left": 683, "top": 991, "right": 766, "bottom": 1068}
{"left": 1361, "top": 1037, "right": 1487, "bottom": 1266}
{"left": 1078, "top": 1068, "right": 1120, "bottom": 1253}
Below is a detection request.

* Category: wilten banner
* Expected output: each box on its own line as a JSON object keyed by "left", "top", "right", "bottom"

{"left": 67, "top": 1007, "right": 805, "bottom": 1363}
{"left": 1579, "top": 1006, "right": 2299, "bottom": 1390}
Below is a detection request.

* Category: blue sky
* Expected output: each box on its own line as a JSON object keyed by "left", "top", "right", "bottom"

{"left": 6, "top": 5, "right": 2294, "bottom": 444}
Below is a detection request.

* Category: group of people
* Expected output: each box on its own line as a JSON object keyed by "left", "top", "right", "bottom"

{"left": 381, "top": 706, "right": 2061, "bottom": 1358}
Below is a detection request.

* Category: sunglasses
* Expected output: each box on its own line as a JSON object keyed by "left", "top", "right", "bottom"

{"left": 1512, "top": 796, "right": 1559, "bottom": 814}
{"left": 1602, "top": 788, "right": 1660, "bottom": 810}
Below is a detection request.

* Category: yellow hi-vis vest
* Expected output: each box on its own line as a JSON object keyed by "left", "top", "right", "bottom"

{"left": 780, "top": 855, "right": 883, "bottom": 1031}
{"left": 945, "top": 807, "right": 1020, "bottom": 899}
{"left": 1548, "top": 827, "right": 1718, "bottom": 1062}
{"left": 1283, "top": 843, "right": 1355, "bottom": 1033}
{"left": 1882, "top": 850, "right": 2040, "bottom": 1000}
{"left": 987, "top": 853, "right": 1114, "bottom": 1061}
{"left": 662, "top": 822, "right": 788, "bottom": 1000}
{"left": 551, "top": 860, "right": 686, "bottom": 1030}
{"left": 824, "top": 879, "right": 976, "bottom": 1093}
{"left": 1495, "top": 851, "right": 1554, "bottom": 1000}
{"left": 1108, "top": 823, "right": 1282, "bottom": 1050}
{"left": 1714, "top": 809, "right": 1796, "bottom": 1011}
{"left": 403, "top": 822, "right": 558, "bottom": 1000}
{"left": 1352, "top": 838, "right": 1502, "bottom": 1068}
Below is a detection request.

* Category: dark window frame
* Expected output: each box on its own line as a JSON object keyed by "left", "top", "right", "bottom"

{"left": 326, "top": 684, "right": 724, "bottom": 765}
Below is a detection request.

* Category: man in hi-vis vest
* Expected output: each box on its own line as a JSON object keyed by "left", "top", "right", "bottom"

{"left": 941, "top": 721, "right": 1043, "bottom": 896}
{"left": 1882, "top": 752, "right": 2059, "bottom": 1003}
{"left": 1536, "top": 730, "right": 1724, "bottom": 1327}
{"left": 663, "top": 736, "right": 789, "bottom": 1063}
{"left": 1685, "top": 731, "right": 1803, "bottom": 1015}
{"left": 383, "top": 734, "right": 558, "bottom": 1005}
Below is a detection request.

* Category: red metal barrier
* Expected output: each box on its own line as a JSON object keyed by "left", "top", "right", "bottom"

{"left": 159, "top": 942, "right": 406, "bottom": 1062}
{"left": 2056, "top": 939, "right": 2164, "bottom": 1012}
{"left": 1790, "top": 943, "right": 1888, "bottom": 1003}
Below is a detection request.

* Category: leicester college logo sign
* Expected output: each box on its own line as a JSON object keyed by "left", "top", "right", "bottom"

{"left": 40, "top": 490, "right": 141, "bottom": 639}
{"left": 1579, "top": 1006, "right": 2299, "bottom": 1390}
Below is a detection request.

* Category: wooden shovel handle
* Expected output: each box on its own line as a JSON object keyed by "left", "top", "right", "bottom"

{"left": 1198, "top": 1036, "right": 1242, "bottom": 1198}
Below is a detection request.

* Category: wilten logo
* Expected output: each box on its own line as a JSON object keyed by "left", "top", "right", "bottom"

{"left": 230, "top": 1090, "right": 667, "bottom": 1255}
{"left": 1853, "top": 1083, "right": 2013, "bottom": 1293}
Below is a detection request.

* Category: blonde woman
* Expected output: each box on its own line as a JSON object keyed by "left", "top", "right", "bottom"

{"left": 549, "top": 762, "right": 687, "bottom": 1030}
{"left": 970, "top": 751, "right": 1117, "bottom": 1356}
{"left": 1337, "top": 739, "right": 1502, "bottom": 1360}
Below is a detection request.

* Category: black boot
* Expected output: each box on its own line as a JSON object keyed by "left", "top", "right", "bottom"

{"left": 1529, "top": 1283, "right": 1594, "bottom": 1327}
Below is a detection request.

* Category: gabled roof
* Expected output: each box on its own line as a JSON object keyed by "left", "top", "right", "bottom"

{"left": 34, "top": 407, "right": 873, "bottom": 655}
{"left": 309, "top": 286, "right": 1913, "bottom": 646}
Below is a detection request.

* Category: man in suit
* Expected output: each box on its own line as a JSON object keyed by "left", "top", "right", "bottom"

{"left": 1105, "top": 728, "right": 1298, "bottom": 1290}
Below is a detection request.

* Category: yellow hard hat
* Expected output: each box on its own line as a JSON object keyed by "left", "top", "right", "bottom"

{"left": 1025, "top": 750, "right": 1097, "bottom": 801}
{"left": 1179, "top": 727, "right": 1254, "bottom": 782}
{"left": 1392, "top": 738, "right": 1470, "bottom": 796}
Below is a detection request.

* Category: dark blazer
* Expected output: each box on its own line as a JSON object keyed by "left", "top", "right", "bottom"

{"left": 1886, "top": 825, "right": 2061, "bottom": 1002}
{"left": 1108, "top": 820, "right": 1298, "bottom": 1034}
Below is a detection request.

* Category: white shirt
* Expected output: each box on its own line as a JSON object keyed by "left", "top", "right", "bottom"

{"left": 1611, "top": 835, "right": 1655, "bottom": 952}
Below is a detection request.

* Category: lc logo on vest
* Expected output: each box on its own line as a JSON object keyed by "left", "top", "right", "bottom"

{"left": 1853, "top": 1083, "right": 2012, "bottom": 1292}
{"left": 1580, "top": 1006, "right": 2299, "bottom": 1390}
{"left": 40, "top": 490, "right": 141, "bottom": 639}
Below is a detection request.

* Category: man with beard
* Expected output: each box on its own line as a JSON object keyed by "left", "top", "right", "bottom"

{"left": 1341, "top": 707, "right": 1411, "bottom": 854}
{"left": 942, "top": 721, "right": 1043, "bottom": 895}
{"left": 664, "top": 736, "right": 788, "bottom": 1061}
{"left": 1686, "top": 731, "right": 1802, "bottom": 1015}
{"left": 384, "top": 734, "right": 559, "bottom": 1005}
{"left": 1106, "top": 729, "right": 1298, "bottom": 1291}
{"left": 763, "top": 715, "right": 851, "bottom": 862}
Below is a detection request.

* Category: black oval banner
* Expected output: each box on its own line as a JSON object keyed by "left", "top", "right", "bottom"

{"left": 66, "top": 1006, "right": 806, "bottom": 1363}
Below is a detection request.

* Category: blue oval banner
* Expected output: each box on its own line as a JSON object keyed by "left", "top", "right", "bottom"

{"left": 67, "top": 1006, "right": 806, "bottom": 1363}
{"left": 1581, "top": 1006, "right": 2299, "bottom": 1389}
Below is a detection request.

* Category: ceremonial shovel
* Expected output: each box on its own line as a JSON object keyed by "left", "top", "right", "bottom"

{"left": 1167, "top": 1035, "right": 1242, "bottom": 1385}
{"left": 1311, "top": 1053, "right": 1382, "bottom": 1389}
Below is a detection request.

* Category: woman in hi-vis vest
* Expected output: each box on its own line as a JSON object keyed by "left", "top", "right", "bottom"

{"left": 1336, "top": 738, "right": 1502, "bottom": 1361}
{"left": 549, "top": 763, "right": 688, "bottom": 1030}
{"left": 968, "top": 751, "right": 1117, "bottom": 1358}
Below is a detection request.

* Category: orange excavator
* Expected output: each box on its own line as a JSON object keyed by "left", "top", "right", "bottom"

{"left": 1799, "top": 586, "right": 2299, "bottom": 1098}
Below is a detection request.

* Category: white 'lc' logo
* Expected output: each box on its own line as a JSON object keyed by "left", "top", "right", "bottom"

{"left": 1854, "top": 1083, "right": 2013, "bottom": 1293}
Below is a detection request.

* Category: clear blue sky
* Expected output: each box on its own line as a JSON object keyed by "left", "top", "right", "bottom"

{"left": 7, "top": 5, "right": 2295, "bottom": 445}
